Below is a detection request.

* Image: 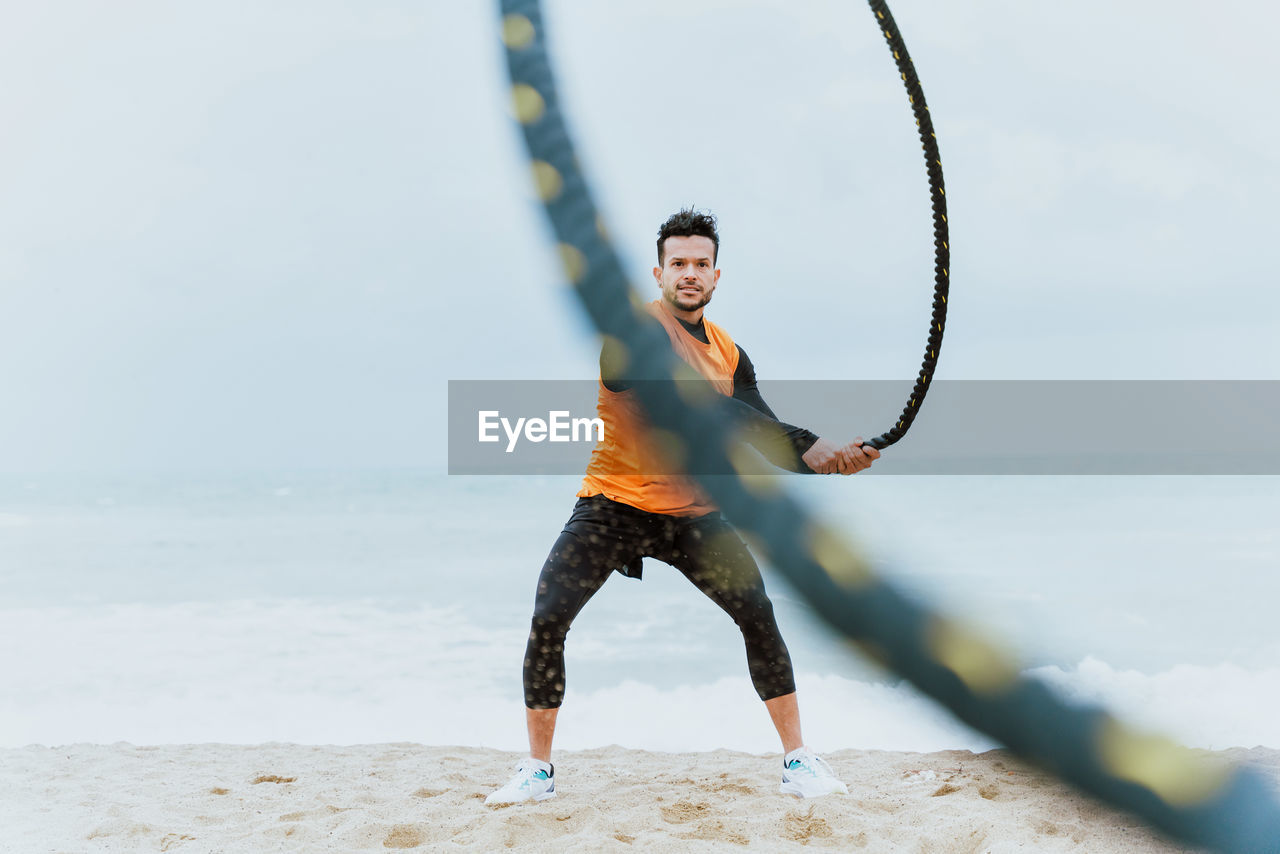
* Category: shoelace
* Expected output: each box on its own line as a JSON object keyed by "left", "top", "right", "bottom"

{"left": 788, "top": 752, "right": 835, "bottom": 778}
{"left": 512, "top": 760, "right": 549, "bottom": 789}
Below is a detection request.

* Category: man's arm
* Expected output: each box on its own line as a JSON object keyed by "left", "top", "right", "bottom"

{"left": 601, "top": 337, "right": 631, "bottom": 393}
{"left": 731, "top": 347, "right": 879, "bottom": 475}
{"left": 600, "top": 341, "right": 879, "bottom": 474}
{"left": 728, "top": 347, "right": 819, "bottom": 472}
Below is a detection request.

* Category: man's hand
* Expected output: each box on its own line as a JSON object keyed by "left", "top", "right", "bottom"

{"left": 802, "top": 437, "right": 881, "bottom": 475}
{"left": 837, "top": 438, "right": 880, "bottom": 474}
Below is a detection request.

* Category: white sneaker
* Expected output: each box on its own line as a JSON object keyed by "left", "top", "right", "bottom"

{"left": 485, "top": 758, "right": 556, "bottom": 805}
{"left": 780, "top": 747, "right": 848, "bottom": 798}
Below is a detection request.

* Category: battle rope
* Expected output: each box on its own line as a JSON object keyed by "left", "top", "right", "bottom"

{"left": 496, "top": 2, "right": 1280, "bottom": 851}
{"left": 864, "top": 0, "right": 949, "bottom": 451}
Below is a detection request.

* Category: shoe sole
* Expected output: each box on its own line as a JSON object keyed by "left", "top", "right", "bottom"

{"left": 780, "top": 781, "right": 848, "bottom": 798}
{"left": 485, "top": 787, "right": 557, "bottom": 806}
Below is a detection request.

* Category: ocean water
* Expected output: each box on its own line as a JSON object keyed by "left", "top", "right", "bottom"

{"left": 1, "top": 471, "right": 1277, "bottom": 753}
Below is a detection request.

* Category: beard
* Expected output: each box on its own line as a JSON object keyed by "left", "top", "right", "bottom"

{"left": 667, "top": 285, "right": 713, "bottom": 312}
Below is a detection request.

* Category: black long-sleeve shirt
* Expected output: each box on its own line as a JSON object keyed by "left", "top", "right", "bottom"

{"left": 601, "top": 315, "right": 820, "bottom": 473}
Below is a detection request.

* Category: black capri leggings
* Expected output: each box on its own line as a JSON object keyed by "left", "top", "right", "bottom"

{"left": 523, "top": 495, "right": 796, "bottom": 709}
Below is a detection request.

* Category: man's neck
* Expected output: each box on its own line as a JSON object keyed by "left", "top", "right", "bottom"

{"left": 676, "top": 315, "right": 704, "bottom": 333}
{"left": 670, "top": 310, "right": 709, "bottom": 345}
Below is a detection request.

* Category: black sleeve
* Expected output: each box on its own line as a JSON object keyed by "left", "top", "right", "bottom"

{"left": 601, "top": 372, "right": 629, "bottom": 393}
{"left": 601, "top": 339, "right": 631, "bottom": 393}
{"left": 729, "top": 346, "right": 820, "bottom": 474}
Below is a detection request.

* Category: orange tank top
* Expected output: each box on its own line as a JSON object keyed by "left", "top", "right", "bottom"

{"left": 577, "top": 300, "right": 739, "bottom": 516}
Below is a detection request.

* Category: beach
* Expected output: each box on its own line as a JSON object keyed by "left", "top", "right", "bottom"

{"left": 8, "top": 743, "right": 1278, "bottom": 852}
{"left": 4, "top": 473, "right": 1279, "bottom": 851}
{"left": 5, "top": 0, "right": 1278, "bottom": 848}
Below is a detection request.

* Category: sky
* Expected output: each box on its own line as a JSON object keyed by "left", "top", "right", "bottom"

{"left": 1, "top": 0, "right": 1277, "bottom": 474}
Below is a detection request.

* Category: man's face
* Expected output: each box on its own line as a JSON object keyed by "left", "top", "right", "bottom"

{"left": 653, "top": 234, "right": 720, "bottom": 316}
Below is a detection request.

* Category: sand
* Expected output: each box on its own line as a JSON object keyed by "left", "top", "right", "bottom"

{"left": 5, "top": 743, "right": 1278, "bottom": 852}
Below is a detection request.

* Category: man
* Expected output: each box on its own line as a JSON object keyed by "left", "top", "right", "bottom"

{"left": 487, "top": 208, "right": 879, "bottom": 805}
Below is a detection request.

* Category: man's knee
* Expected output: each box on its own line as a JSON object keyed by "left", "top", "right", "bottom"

{"left": 726, "top": 589, "right": 780, "bottom": 629}
{"left": 527, "top": 614, "right": 569, "bottom": 650}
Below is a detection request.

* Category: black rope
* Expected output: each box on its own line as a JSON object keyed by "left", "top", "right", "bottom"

{"left": 864, "top": 0, "right": 948, "bottom": 451}
{"left": 495, "top": 3, "right": 1280, "bottom": 851}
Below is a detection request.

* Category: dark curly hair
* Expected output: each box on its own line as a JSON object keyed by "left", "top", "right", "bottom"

{"left": 656, "top": 207, "right": 719, "bottom": 265}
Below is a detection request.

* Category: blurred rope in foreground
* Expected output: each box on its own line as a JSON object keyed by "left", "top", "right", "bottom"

{"left": 495, "top": 1, "right": 1280, "bottom": 850}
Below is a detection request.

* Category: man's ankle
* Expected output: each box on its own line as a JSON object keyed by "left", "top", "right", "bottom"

{"left": 784, "top": 746, "right": 810, "bottom": 765}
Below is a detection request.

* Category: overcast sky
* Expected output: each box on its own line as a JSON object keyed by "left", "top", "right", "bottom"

{"left": 1, "top": 1, "right": 1277, "bottom": 474}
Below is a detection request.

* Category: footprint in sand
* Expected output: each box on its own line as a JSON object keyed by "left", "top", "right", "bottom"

{"left": 660, "top": 800, "right": 712, "bottom": 824}
{"left": 677, "top": 819, "right": 748, "bottom": 846}
{"left": 710, "top": 781, "right": 755, "bottom": 796}
{"left": 901, "top": 769, "right": 937, "bottom": 786}
{"left": 1035, "top": 819, "right": 1064, "bottom": 837}
{"left": 86, "top": 822, "right": 154, "bottom": 842}
{"left": 783, "top": 809, "right": 833, "bottom": 842}
{"left": 411, "top": 787, "right": 447, "bottom": 798}
{"left": 383, "top": 824, "right": 425, "bottom": 849}
{"left": 277, "top": 805, "right": 351, "bottom": 824}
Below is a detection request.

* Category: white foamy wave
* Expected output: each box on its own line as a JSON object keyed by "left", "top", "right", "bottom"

{"left": 3, "top": 601, "right": 1278, "bottom": 752}
{"left": 0, "top": 601, "right": 525, "bottom": 747}
{"left": 517, "top": 659, "right": 1280, "bottom": 753}
{"left": 547, "top": 674, "right": 997, "bottom": 754}
{"left": 1030, "top": 657, "right": 1280, "bottom": 750}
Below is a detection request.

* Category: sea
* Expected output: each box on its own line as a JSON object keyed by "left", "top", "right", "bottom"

{"left": 1, "top": 470, "right": 1277, "bottom": 754}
